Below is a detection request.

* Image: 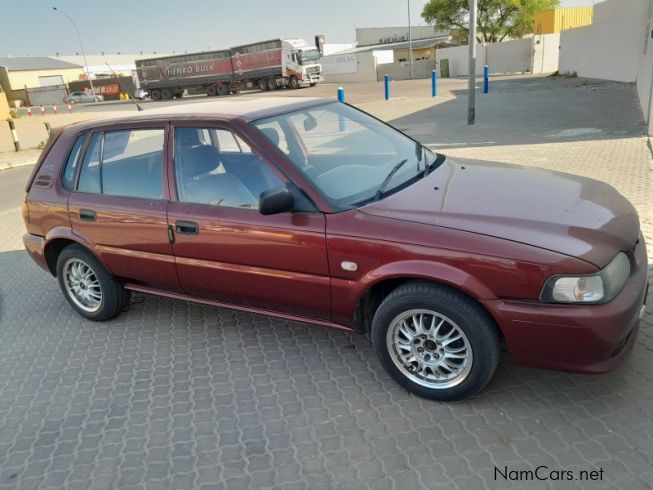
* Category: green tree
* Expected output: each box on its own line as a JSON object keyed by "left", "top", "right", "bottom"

{"left": 422, "top": 0, "right": 560, "bottom": 43}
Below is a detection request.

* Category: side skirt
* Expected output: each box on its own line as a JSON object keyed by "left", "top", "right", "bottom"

{"left": 124, "top": 284, "right": 356, "bottom": 333}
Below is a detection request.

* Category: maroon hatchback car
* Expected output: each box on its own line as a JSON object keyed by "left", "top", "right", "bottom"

{"left": 23, "top": 98, "right": 648, "bottom": 401}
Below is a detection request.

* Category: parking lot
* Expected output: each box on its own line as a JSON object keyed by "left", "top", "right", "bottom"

{"left": 0, "top": 76, "right": 652, "bottom": 489}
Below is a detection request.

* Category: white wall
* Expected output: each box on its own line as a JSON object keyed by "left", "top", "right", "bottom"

{"left": 533, "top": 33, "right": 560, "bottom": 74}
{"left": 321, "top": 51, "right": 377, "bottom": 83}
{"left": 435, "top": 44, "right": 485, "bottom": 77}
{"left": 636, "top": 1, "right": 653, "bottom": 131}
{"left": 435, "top": 34, "right": 560, "bottom": 77}
{"left": 558, "top": 0, "right": 645, "bottom": 82}
{"left": 486, "top": 38, "right": 532, "bottom": 74}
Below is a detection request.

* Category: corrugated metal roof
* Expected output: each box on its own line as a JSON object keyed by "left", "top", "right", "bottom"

{"left": 0, "top": 57, "right": 83, "bottom": 71}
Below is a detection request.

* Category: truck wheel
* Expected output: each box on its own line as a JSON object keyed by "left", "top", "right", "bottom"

{"left": 310, "top": 82, "right": 317, "bottom": 87}
{"left": 258, "top": 79, "right": 268, "bottom": 91}
{"left": 161, "top": 89, "right": 173, "bottom": 101}
{"left": 217, "top": 84, "right": 230, "bottom": 96}
{"left": 267, "top": 78, "right": 277, "bottom": 91}
{"left": 150, "top": 89, "right": 161, "bottom": 101}
{"left": 206, "top": 85, "right": 217, "bottom": 96}
{"left": 288, "top": 76, "right": 299, "bottom": 89}
{"left": 371, "top": 281, "right": 500, "bottom": 401}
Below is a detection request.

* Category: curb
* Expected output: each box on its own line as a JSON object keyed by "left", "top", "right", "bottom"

{"left": 0, "top": 160, "right": 37, "bottom": 172}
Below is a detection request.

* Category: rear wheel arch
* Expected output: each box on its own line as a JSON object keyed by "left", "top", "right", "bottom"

{"left": 44, "top": 237, "right": 100, "bottom": 277}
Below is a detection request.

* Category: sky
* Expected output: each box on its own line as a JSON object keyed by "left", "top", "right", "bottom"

{"left": 1, "top": 0, "right": 599, "bottom": 57}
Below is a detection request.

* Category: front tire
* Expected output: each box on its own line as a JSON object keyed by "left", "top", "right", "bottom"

{"left": 371, "top": 281, "right": 500, "bottom": 401}
{"left": 56, "top": 245, "right": 130, "bottom": 321}
{"left": 288, "top": 76, "right": 299, "bottom": 89}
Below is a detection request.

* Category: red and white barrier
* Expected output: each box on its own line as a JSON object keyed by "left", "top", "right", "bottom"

{"left": 40, "top": 104, "right": 45, "bottom": 116}
{"left": 67, "top": 103, "right": 72, "bottom": 113}
{"left": 27, "top": 107, "right": 32, "bottom": 117}
{"left": 52, "top": 104, "right": 58, "bottom": 115}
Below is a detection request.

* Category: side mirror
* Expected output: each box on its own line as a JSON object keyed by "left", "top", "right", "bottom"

{"left": 259, "top": 186, "right": 295, "bottom": 215}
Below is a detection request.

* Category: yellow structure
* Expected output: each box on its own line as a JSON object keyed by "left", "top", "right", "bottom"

{"left": 0, "top": 91, "right": 9, "bottom": 119}
{"left": 534, "top": 6, "right": 594, "bottom": 34}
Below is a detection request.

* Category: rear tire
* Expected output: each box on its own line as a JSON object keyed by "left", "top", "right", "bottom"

{"left": 206, "top": 85, "right": 218, "bottom": 96}
{"left": 371, "top": 281, "right": 500, "bottom": 401}
{"left": 217, "top": 84, "right": 230, "bottom": 96}
{"left": 266, "top": 78, "right": 277, "bottom": 91}
{"left": 161, "top": 89, "right": 173, "bottom": 100}
{"left": 150, "top": 89, "right": 162, "bottom": 101}
{"left": 56, "top": 245, "right": 130, "bottom": 322}
{"left": 258, "top": 79, "right": 268, "bottom": 91}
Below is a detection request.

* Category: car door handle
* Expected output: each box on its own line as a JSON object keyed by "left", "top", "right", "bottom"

{"left": 175, "top": 220, "right": 199, "bottom": 235}
{"left": 79, "top": 209, "right": 96, "bottom": 221}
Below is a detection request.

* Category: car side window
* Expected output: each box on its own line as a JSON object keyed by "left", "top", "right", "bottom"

{"left": 78, "top": 133, "right": 102, "bottom": 194}
{"left": 102, "top": 130, "right": 164, "bottom": 199}
{"left": 62, "top": 134, "right": 86, "bottom": 190}
{"left": 174, "top": 127, "right": 284, "bottom": 209}
{"left": 76, "top": 129, "right": 165, "bottom": 199}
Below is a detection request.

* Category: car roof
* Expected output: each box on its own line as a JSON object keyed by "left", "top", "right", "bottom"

{"left": 66, "top": 96, "right": 332, "bottom": 132}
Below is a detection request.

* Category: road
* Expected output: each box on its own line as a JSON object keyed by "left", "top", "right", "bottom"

{"left": 0, "top": 166, "right": 31, "bottom": 212}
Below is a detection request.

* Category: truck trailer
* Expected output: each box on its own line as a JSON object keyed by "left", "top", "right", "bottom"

{"left": 135, "top": 38, "right": 323, "bottom": 100}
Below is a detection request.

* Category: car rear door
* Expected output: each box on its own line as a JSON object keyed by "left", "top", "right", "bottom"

{"left": 166, "top": 122, "right": 331, "bottom": 321}
{"left": 68, "top": 123, "right": 180, "bottom": 292}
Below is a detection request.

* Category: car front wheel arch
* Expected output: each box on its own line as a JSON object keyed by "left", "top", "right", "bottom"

{"left": 355, "top": 277, "right": 504, "bottom": 342}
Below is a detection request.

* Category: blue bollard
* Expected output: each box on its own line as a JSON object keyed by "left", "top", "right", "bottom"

{"left": 337, "top": 86, "right": 345, "bottom": 103}
{"left": 432, "top": 69, "right": 437, "bottom": 97}
{"left": 483, "top": 65, "right": 489, "bottom": 94}
{"left": 384, "top": 74, "right": 390, "bottom": 101}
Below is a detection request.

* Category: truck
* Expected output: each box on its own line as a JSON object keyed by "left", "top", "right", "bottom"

{"left": 135, "top": 38, "right": 323, "bottom": 101}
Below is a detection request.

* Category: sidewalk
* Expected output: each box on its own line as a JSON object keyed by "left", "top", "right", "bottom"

{"left": 0, "top": 149, "right": 41, "bottom": 172}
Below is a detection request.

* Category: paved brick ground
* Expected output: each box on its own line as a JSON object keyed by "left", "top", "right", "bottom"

{"left": 0, "top": 76, "right": 652, "bottom": 489}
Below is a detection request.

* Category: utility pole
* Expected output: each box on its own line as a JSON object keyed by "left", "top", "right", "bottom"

{"left": 468, "top": 0, "right": 477, "bottom": 124}
{"left": 407, "top": 0, "right": 413, "bottom": 79}
{"left": 52, "top": 7, "right": 96, "bottom": 100}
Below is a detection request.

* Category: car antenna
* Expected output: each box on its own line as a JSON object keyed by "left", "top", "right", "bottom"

{"left": 104, "top": 62, "right": 144, "bottom": 111}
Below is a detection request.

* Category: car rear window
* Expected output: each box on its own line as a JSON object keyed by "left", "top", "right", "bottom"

{"left": 62, "top": 134, "right": 86, "bottom": 190}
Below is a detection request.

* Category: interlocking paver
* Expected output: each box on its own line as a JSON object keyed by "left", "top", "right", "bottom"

{"left": 0, "top": 77, "right": 652, "bottom": 489}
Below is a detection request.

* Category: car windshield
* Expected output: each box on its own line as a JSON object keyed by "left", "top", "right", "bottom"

{"left": 253, "top": 102, "right": 440, "bottom": 209}
{"left": 298, "top": 48, "right": 320, "bottom": 64}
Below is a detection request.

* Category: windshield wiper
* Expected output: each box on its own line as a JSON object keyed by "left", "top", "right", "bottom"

{"left": 375, "top": 159, "right": 407, "bottom": 201}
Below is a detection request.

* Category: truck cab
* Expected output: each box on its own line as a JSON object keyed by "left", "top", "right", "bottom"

{"left": 282, "top": 38, "right": 323, "bottom": 87}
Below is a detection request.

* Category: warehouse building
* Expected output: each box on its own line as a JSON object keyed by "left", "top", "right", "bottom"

{"left": 0, "top": 57, "right": 84, "bottom": 106}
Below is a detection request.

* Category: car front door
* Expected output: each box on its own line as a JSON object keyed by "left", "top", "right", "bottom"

{"left": 166, "top": 123, "right": 331, "bottom": 321}
{"left": 68, "top": 124, "right": 180, "bottom": 292}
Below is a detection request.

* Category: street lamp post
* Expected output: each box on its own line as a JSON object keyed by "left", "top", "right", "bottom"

{"left": 52, "top": 6, "right": 96, "bottom": 99}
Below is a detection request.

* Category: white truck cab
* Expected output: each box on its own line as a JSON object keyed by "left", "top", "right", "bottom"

{"left": 282, "top": 38, "right": 323, "bottom": 87}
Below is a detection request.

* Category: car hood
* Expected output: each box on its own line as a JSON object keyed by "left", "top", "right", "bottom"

{"left": 360, "top": 158, "right": 640, "bottom": 268}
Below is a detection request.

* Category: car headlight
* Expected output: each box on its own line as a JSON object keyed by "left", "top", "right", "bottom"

{"left": 541, "top": 252, "right": 631, "bottom": 304}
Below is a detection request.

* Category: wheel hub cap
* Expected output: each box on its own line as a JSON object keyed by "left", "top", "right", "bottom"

{"left": 63, "top": 258, "right": 102, "bottom": 313}
{"left": 386, "top": 309, "right": 473, "bottom": 389}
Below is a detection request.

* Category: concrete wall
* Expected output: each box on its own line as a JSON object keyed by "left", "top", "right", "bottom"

{"left": 322, "top": 51, "right": 377, "bottom": 83}
{"left": 486, "top": 38, "right": 532, "bottom": 74}
{"left": 376, "top": 59, "right": 436, "bottom": 81}
{"left": 533, "top": 33, "right": 561, "bottom": 74}
{"left": 435, "top": 44, "right": 486, "bottom": 77}
{"left": 558, "top": 0, "right": 645, "bottom": 82}
{"left": 636, "top": 0, "right": 653, "bottom": 132}
{"left": 435, "top": 34, "right": 560, "bottom": 77}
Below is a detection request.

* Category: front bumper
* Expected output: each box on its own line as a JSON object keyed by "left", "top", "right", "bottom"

{"left": 482, "top": 239, "right": 649, "bottom": 373}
